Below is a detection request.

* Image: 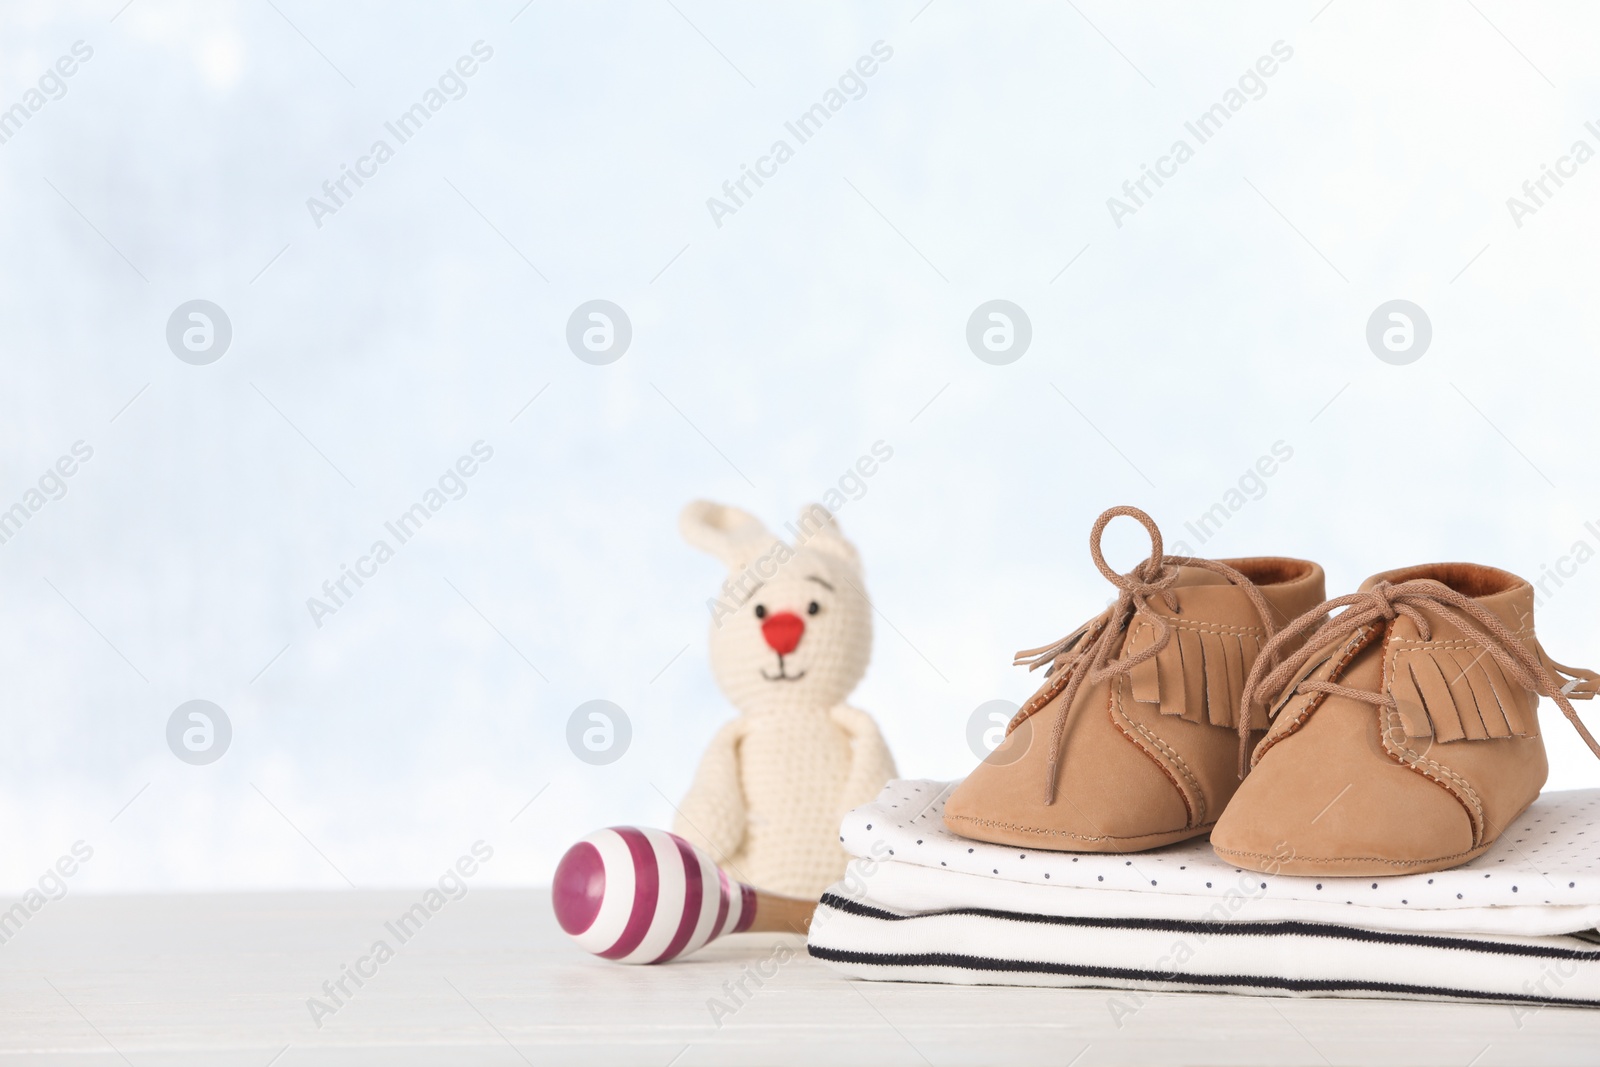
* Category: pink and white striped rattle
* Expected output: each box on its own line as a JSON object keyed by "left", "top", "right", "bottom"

{"left": 552, "top": 826, "right": 815, "bottom": 964}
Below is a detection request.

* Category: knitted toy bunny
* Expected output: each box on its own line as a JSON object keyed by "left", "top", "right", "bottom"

{"left": 674, "top": 500, "right": 897, "bottom": 899}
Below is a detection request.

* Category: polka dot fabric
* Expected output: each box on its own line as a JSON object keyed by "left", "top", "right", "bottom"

{"left": 842, "top": 780, "right": 1600, "bottom": 916}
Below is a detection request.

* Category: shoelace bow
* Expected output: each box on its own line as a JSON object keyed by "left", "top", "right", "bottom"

{"left": 1236, "top": 578, "right": 1600, "bottom": 778}
{"left": 1014, "top": 506, "right": 1281, "bottom": 805}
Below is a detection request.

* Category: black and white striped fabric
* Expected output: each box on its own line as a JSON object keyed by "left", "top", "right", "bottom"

{"left": 806, "top": 780, "right": 1600, "bottom": 1005}
{"left": 809, "top": 891, "right": 1600, "bottom": 1006}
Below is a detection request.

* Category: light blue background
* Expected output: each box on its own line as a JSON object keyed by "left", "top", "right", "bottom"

{"left": 2, "top": 0, "right": 1598, "bottom": 891}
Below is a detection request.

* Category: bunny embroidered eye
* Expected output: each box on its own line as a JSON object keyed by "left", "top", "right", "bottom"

{"left": 754, "top": 604, "right": 767, "bottom": 619}
{"left": 807, "top": 601, "right": 821, "bottom": 615}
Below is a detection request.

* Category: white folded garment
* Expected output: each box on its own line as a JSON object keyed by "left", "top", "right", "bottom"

{"left": 806, "top": 780, "right": 1600, "bottom": 1005}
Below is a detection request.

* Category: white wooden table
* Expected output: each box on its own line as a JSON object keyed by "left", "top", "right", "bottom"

{"left": 0, "top": 890, "right": 1593, "bottom": 1065}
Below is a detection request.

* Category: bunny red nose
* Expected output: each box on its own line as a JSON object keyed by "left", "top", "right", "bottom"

{"left": 761, "top": 612, "right": 805, "bottom": 656}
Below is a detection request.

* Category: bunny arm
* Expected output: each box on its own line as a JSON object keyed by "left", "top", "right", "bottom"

{"left": 672, "top": 717, "right": 750, "bottom": 867}
{"left": 829, "top": 703, "right": 898, "bottom": 814}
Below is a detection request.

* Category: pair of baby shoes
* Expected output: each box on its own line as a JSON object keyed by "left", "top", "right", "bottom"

{"left": 943, "top": 506, "right": 1600, "bottom": 876}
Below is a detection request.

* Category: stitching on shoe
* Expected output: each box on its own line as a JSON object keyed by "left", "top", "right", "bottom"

{"left": 1380, "top": 705, "right": 1486, "bottom": 845}
{"left": 1252, "top": 623, "right": 1382, "bottom": 767}
{"left": 942, "top": 811, "right": 1213, "bottom": 845}
{"left": 1110, "top": 681, "right": 1204, "bottom": 828}
{"left": 1378, "top": 626, "right": 1488, "bottom": 846}
{"left": 1005, "top": 611, "right": 1285, "bottom": 737}
{"left": 1385, "top": 626, "right": 1533, "bottom": 652}
{"left": 1212, "top": 842, "right": 1486, "bottom": 868}
{"left": 1007, "top": 669, "right": 1071, "bottom": 734}
{"left": 1157, "top": 618, "right": 1268, "bottom": 638}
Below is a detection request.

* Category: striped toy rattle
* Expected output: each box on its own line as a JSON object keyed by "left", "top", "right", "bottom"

{"left": 553, "top": 826, "right": 816, "bottom": 964}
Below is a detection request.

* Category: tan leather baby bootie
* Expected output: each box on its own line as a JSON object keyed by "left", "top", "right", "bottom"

{"left": 1212, "top": 564, "right": 1600, "bottom": 876}
{"left": 943, "top": 506, "right": 1326, "bottom": 852}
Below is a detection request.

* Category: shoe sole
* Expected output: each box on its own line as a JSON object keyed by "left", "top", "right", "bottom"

{"left": 943, "top": 812, "right": 1216, "bottom": 853}
{"left": 1211, "top": 838, "right": 1494, "bottom": 877}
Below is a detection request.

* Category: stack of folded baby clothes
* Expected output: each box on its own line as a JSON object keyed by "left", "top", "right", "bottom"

{"left": 807, "top": 780, "right": 1600, "bottom": 1007}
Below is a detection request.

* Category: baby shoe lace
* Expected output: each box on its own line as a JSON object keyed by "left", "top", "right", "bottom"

{"left": 1237, "top": 579, "right": 1600, "bottom": 778}
{"left": 1014, "top": 506, "right": 1282, "bottom": 805}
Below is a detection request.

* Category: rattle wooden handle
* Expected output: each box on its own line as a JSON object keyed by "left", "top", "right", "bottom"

{"left": 745, "top": 890, "right": 817, "bottom": 935}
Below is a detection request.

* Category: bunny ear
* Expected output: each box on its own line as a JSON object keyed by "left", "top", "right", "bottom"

{"left": 680, "top": 500, "right": 775, "bottom": 569}
{"left": 795, "top": 503, "right": 860, "bottom": 571}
